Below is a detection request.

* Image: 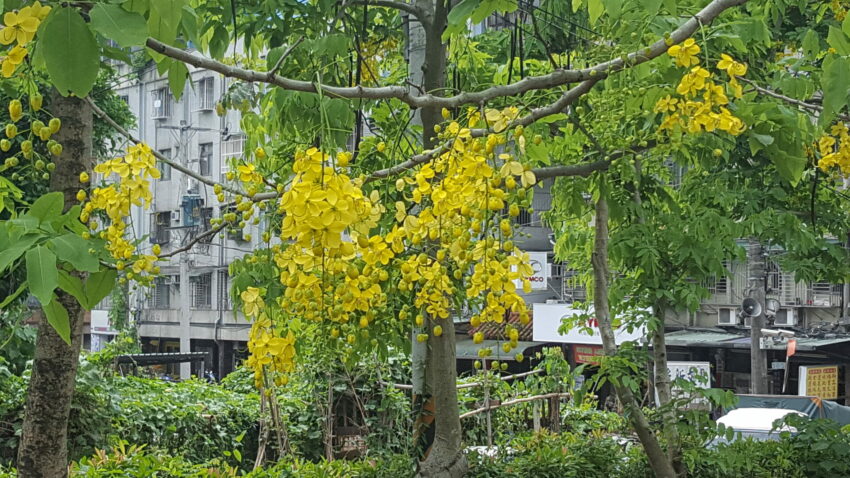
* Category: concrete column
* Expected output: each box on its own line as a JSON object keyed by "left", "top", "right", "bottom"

{"left": 179, "top": 253, "right": 191, "bottom": 379}
{"left": 748, "top": 239, "right": 768, "bottom": 394}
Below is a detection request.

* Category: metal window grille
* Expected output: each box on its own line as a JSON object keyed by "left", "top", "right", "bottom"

{"left": 221, "top": 134, "right": 245, "bottom": 179}
{"left": 191, "top": 273, "right": 212, "bottom": 309}
{"left": 217, "top": 270, "right": 231, "bottom": 310}
{"left": 150, "top": 211, "right": 170, "bottom": 244}
{"left": 199, "top": 142, "right": 213, "bottom": 177}
{"left": 159, "top": 148, "right": 172, "bottom": 181}
{"left": 148, "top": 277, "right": 171, "bottom": 309}
{"left": 196, "top": 77, "right": 215, "bottom": 111}
{"left": 152, "top": 87, "right": 171, "bottom": 119}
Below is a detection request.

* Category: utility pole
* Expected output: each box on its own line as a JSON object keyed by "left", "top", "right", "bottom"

{"left": 748, "top": 239, "right": 769, "bottom": 394}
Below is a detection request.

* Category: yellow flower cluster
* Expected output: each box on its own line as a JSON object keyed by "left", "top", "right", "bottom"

{"left": 656, "top": 39, "right": 746, "bottom": 136}
{"left": 246, "top": 315, "right": 296, "bottom": 388}
{"left": 83, "top": 143, "right": 161, "bottom": 280}
{"left": 816, "top": 124, "right": 850, "bottom": 176}
{"left": 0, "top": 2, "right": 50, "bottom": 77}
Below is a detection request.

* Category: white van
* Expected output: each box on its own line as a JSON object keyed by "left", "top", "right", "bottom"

{"left": 714, "top": 408, "right": 807, "bottom": 442}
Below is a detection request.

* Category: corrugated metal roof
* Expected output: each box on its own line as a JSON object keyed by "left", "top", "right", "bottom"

{"left": 468, "top": 311, "right": 533, "bottom": 341}
{"left": 665, "top": 329, "right": 850, "bottom": 351}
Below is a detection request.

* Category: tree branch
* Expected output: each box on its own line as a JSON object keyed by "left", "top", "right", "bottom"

{"left": 459, "top": 392, "right": 571, "bottom": 420}
{"left": 740, "top": 77, "right": 850, "bottom": 123}
{"left": 144, "top": 0, "right": 747, "bottom": 110}
{"left": 351, "top": 0, "right": 429, "bottom": 23}
{"left": 158, "top": 223, "right": 228, "bottom": 259}
{"left": 267, "top": 37, "right": 305, "bottom": 80}
{"left": 85, "top": 97, "right": 247, "bottom": 197}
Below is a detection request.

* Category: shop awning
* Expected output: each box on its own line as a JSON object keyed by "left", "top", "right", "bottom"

{"left": 665, "top": 329, "right": 850, "bottom": 352}
{"left": 115, "top": 352, "right": 208, "bottom": 365}
{"left": 455, "top": 339, "right": 546, "bottom": 361}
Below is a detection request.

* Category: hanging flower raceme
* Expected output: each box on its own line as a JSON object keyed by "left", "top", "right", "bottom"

{"left": 656, "top": 38, "right": 746, "bottom": 136}
{"left": 83, "top": 143, "right": 161, "bottom": 282}
{"left": 816, "top": 123, "right": 850, "bottom": 177}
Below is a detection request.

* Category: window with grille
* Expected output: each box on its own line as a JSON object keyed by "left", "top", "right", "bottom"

{"left": 191, "top": 273, "right": 212, "bottom": 309}
{"left": 199, "top": 142, "right": 213, "bottom": 176}
{"left": 221, "top": 134, "right": 245, "bottom": 180}
{"left": 217, "top": 270, "right": 231, "bottom": 310}
{"left": 159, "top": 148, "right": 172, "bottom": 181}
{"left": 199, "top": 207, "right": 214, "bottom": 244}
{"left": 152, "top": 87, "right": 171, "bottom": 118}
{"left": 705, "top": 261, "right": 730, "bottom": 295}
{"left": 150, "top": 211, "right": 170, "bottom": 244}
{"left": 148, "top": 277, "right": 171, "bottom": 309}
{"left": 196, "top": 77, "right": 215, "bottom": 111}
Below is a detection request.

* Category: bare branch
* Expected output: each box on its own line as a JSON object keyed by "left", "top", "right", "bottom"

{"left": 740, "top": 77, "right": 850, "bottom": 123}
{"left": 532, "top": 159, "right": 612, "bottom": 180}
{"left": 145, "top": 0, "right": 747, "bottom": 110}
{"left": 459, "top": 392, "right": 572, "bottom": 420}
{"left": 158, "top": 223, "right": 228, "bottom": 259}
{"left": 351, "top": 0, "right": 429, "bottom": 23}
{"left": 86, "top": 97, "right": 247, "bottom": 197}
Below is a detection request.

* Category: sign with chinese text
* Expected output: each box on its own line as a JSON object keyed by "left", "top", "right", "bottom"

{"left": 799, "top": 365, "right": 839, "bottom": 399}
{"left": 656, "top": 361, "right": 711, "bottom": 407}
{"left": 573, "top": 344, "right": 604, "bottom": 364}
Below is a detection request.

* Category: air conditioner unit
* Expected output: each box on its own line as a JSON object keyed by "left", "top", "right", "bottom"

{"left": 718, "top": 308, "right": 738, "bottom": 326}
{"left": 773, "top": 309, "right": 797, "bottom": 327}
{"left": 171, "top": 210, "right": 181, "bottom": 223}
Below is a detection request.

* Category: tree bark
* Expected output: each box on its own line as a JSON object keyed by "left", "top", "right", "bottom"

{"left": 16, "top": 92, "right": 93, "bottom": 478}
{"left": 591, "top": 194, "right": 677, "bottom": 478}
{"left": 651, "top": 304, "right": 683, "bottom": 475}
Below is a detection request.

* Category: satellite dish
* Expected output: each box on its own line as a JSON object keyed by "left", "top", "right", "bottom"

{"left": 741, "top": 297, "right": 762, "bottom": 317}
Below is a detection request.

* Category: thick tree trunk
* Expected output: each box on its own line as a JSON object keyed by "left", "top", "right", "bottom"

{"left": 591, "top": 194, "right": 677, "bottom": 478}
{"left": 651, "top": 304, "right": 683, "bottom": 475}
{"left": 16, "top": 93, "right": 93, "bottom": 478}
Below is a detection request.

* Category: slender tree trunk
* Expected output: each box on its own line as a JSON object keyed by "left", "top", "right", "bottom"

{"left": 651, "top": 303, "right": 683, "bottom": 475}
{"left": 591, "top": 194, "right": 677, "bottom": 478}
{"left": 16, "top": 92, "right": 93, "bottom": 478}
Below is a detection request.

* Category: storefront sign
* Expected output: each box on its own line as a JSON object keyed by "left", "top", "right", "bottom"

{"left": 514, "top": 251, "right": 549, "bottom": 291}
{"left": 573, "top": 344, "right": 604, "bottom": 364}
{"left": 656, "top": 361, "right": 711, "bottom": 407}
{"left": 532, "top": 303, "right": 646, "bottom": 345}
{"left": 799, "top": 365, "right": 839, "bottom": 399}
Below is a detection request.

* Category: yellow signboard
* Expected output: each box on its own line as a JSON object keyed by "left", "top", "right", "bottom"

{"left": 798, "top": 365, "right": 839, "bottom": 399}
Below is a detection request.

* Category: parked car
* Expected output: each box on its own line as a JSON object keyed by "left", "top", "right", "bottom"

{"left": 712, "top": 407, "right": 806, "bottom": 444}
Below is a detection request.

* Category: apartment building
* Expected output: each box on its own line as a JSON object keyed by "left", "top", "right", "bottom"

{"left": 91, "top": 53, "right": 259, "bottom": 379}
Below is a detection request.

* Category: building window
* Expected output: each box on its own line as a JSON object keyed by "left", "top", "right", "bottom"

{"left": 706, "top": 261, "right": 730, "bottom": 295}
{"left": 148, "top": 276, "right": 171, "bottom": 309}
{"left": 191, "top": 273, "right": 212, "bottom": 309}
{"left": 152, "top": 87, "right": 171, "bottom": 119}
{"left": 200, "top": 207, "right": 214, "bottom": 244}
{"left": 150, "top": 211, "right": 171, "bottom": 244}
{"left": 196, "top": 77, "right": 215, "bottom": 111}
{"left": 119, "top": 94, "right": 130, "bottom": 105}
{"left": 159, "top": 148, "right": 172, "bottom": 181}
{"left": 199, "top": 142, "right": 213, "bottom": 177}
{"left": 221, "top": 134, "right": 245, "bottom": 179}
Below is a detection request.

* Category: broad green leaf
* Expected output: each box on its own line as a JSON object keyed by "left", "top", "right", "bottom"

{"left": 39, "top": 7, "right": 100, "bottom": 97}
{"left": 820, "top": 56, "right": 850, "bottom": 125}
{"left": 602, "top": 0, "right": 621, "bottom": 20}
{"left": 0, "top": 233, "right": 40, "bottom": 272}
{"left": 443, "top": 0, "right": 480, "bottom": 39}
{"left": 827, "top": 26, "right": 850, "bottom": 56}
{"left": 0, "top": 281, "right": 27, "bottom": 309}
{"left": 208, "top": 25, "right": 229, "bottom": 59}
{"left": 587, "top": 0, "right": 604, "bottom": 25}
{"left": 168, "top": 60, "right": 189, "bottom": 101}
{"left": 27, "top": 192, "right": 63, "bottom": 223}
{"left": 85, "top": 269, "right": 118, "bottom": 307}
{"left": 50, "top": 233, "right": 100, "bottom": 273}
{"left": 181, "top": 5, "right": 199, "bottom": 46}
{"left": 89, "top": 3, "right": 149, "bottom": 47}
{"left": 662, "top": 0, "right": 676, "bottom": 14}
{"left": 43, "top": 296, "right": 71, "bottom": 345}
{"left": 642, "top": 0, "right": 662, "bottom": 15}
{"left": 148, "top": 0, "right": 185, "bottom": 46}
{"left": 58, "top": 270, "right": 89, "bottom": 309}
{"left": 802, "top": 29, "right": 820, "bottom": 57}
{"left": 25, "top": 245, "right": 58, "bottom": 307}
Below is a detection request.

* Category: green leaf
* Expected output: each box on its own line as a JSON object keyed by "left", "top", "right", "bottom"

{"left": 89, "top": 3, "right": 149, "bottom": 48}
{"left": 181, "top": 5, "right": 199, "bottom": 46}
{"left": 43, "top": 296, "right": 71, "bottom": 345}
{"left": 0, "top": 233, "right": 40, "bottom": 272}
{"left": 168, "top": 60, "right": 189, "bottom": 101}
{"left": 148, "top": 0, "right": 185, "bottom": 46}
{"left": 27, "top": 192, "right": 63, "bottom": 223}
{"left": 39, "top": 7, "right": 100, "bottom": 97}
{"left": 662, "top": 0, "right": 676, "bottom": 14}
{"left": 802, "top": 29, "right": 820, "bottom": 57}
{"left": 85, "top": 269, "right": 117, "bottom": 307}
{"left": 827, "top": 26, "right": 850, "bottom": 56}
{"left": 25, "top": 245, "right": 58, "bottom": 307}
{"left": 443, "top": 0, "right": 480, "bottom": 39}
{"left": 0, "top": 281, "right": 27, "bottom": 309}
{"left": 208, "top": 25, "right": 229, "bottom": 59}
{"left": 50, "top": 233, "right": 100, "bottom": 273}
{"left": 821, "top": 56, "right": 850, "bottom": 125}
{"left": 58, "top": 270, "right": 88, "bottom": 309}
{"left": 587, "top": 0, "right": 604, "bottom": 24}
